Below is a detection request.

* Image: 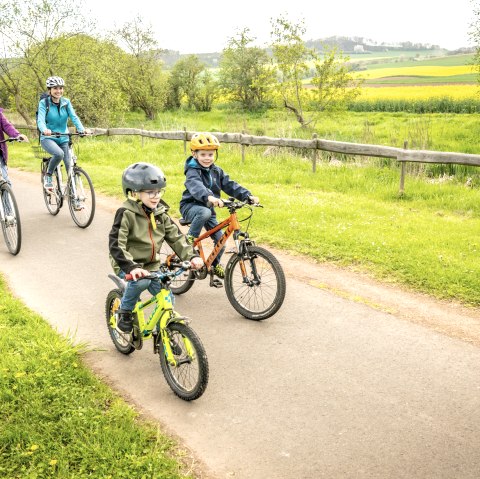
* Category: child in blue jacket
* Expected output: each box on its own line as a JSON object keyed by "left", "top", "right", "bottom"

{"left": 179, "top": 133, "right": 259, "bottom": 279}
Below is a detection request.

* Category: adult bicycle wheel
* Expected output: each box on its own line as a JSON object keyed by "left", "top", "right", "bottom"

{"left": 159, "top": 322, "right": 209, "bottom": 401}
{"left": 42, "top": 168, "right": 62, "bottom": 215}
{"left": 225, "top": 245, "right": 286, "bottom": 320}
{"left": 105, "top": 288, "right": 135, "bottom": 355}
{"left": 159, "top": 242, "right": 195, "bottom": 295}
{"left": 68, "top": 166, "right": 95, "bottom": 228}
{"left": 0, "top": 184, "right": 21, "bottom": 255}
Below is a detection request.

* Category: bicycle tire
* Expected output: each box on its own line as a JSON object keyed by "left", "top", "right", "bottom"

{"left": 159, "top": 242, "right": 195, "bottom": 295}
{"left": 41, "top": 165, "right": 62, "bottom": 215}
{"left": 68, "top": 166, "right": 95, "bottom": 228}
{"left": 0, "top": 184, "right": 21, "bottom": 255}
{"left": 159, "top": 322, "right": 209, "bottom": 401}
{"left": 224, "top": 245, "right": 286, "bottom": 320}
{"left": 105, "top": 288, "right": 135, "bottom": 355}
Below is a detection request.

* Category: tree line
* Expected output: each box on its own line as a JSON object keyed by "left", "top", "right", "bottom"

{"left": 3, "top": 0, "right": 434, "bottom": 129}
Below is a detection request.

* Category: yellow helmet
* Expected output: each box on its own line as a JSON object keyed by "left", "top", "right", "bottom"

{"left": 190, "top": 132, "right": 220, "bottom": 151}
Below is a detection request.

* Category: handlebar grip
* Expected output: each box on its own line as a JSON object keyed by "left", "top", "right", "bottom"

{"left": 125, "top": 273, "right": 158, "bottom": 281}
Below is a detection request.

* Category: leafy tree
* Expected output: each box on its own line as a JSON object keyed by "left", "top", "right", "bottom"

{"left": 218, "top": 28, "right": 275, "bottom": 110}
{"left": 192, "top": 70, "right": 217, "bottom": 112}
{"left": 173, "top": 55, "right": 204, "bottom": 109}
{"left": 166, "top": 56, "right": 217, "bottom": 112}
{"left": 270, "top": 15, "right": 361, "bottom": 127}
{"left": 309, "top": 47, "right": 363, "bottom": 112}
{"left": 55, "top": 35, "right": 128, "bottom": 126}
{"left": 113, "top": 16, "right": 168, "bottom": 120}
{"left": 0, "top": 0, "right": 91, "bottom": 124}
{"left": 270, "top": 16, "right": 312, "bottom": 126}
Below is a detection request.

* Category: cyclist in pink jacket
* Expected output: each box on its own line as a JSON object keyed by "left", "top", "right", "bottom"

{"left": 0, "top": 108, "right": 29, "bottom": 185}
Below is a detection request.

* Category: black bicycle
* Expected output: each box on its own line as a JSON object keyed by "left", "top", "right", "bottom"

{"left": 0, "top": 137, "right": 24, "bottom": 255}
{"left": 40, "top": 132, "right": 95, "bottom": 228}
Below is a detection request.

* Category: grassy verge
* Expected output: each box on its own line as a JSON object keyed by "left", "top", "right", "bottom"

{"left": 0, "top": 276, "right": 195, "bottom": 479}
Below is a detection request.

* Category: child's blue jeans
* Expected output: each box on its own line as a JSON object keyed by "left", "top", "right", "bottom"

{"left": 181, "top": 203, "right": 224, "bottom": 265}
{"left": 118, "top": 270, "right": 161, "bottom": 311}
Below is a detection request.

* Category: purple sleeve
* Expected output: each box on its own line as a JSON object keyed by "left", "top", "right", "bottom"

{"left": 0, "top": 112, "right": 20, "bottom": 138}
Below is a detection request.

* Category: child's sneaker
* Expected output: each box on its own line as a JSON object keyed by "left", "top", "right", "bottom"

{"left": 116, "top": 310, "right": 133, "bottom": 333}
{"left": 43, "top": 175, "right": 53, "bottom": 190}
{"left": 213, "top": 264, "right": 225, "bottom": 279}
{"left": 186, "top": 234, "right": 195, "bottom": 245}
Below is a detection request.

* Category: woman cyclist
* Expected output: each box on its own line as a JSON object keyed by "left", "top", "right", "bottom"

{"left": 36, "top": 76, "right": 90, "bottom": 190}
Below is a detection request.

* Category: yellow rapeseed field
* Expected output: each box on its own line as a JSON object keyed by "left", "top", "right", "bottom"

{"left": 358, "top": 84, "right": 479, "bottom": 100}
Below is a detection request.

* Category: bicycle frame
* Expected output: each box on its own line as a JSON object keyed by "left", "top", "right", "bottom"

{"left": 134, "top": 288, "right": 193, "bottom": 366}
{"left": 108, "top": 270, "right": 193, "bottom": 366}
{"left": 51, "top": 143, "right": 78, "bottom": 199}
{"left": 194, "top": 209, "right": 242, "bottom": 269}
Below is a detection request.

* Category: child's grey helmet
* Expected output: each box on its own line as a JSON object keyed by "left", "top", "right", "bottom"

{"left": 122, "top": 162, "right": 166, "bottom": 196}
{"left": 46, "top": 76, "right": 65, "bottom": 88}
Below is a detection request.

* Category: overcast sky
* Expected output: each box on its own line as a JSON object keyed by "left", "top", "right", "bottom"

{"left": 83, "top": 0, "right": 475, "bottom": 53}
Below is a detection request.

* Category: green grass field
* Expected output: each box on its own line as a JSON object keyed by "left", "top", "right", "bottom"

{"left": 10, "top": 109, "right": 480, "bottom": 306}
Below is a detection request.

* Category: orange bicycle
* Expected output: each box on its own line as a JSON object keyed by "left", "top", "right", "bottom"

{"left": 161, "top": 198, "right": 286, "bottom": 320}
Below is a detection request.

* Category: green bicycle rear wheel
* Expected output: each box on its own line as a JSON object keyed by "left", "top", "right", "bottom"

{"left": 105, "top": 288, "right": 135, "bottom": 355}
{"left": 159, "top": 322, "right": 209, "bottom": 401}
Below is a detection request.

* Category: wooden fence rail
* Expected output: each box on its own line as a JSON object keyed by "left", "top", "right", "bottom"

{"left": 16, "top": 124, "right": 480, "bottom": 167}
{"left": 15, "top": 125, "right": 480, "bottom": 194}
{"left": 92, "top": 128, "right": 480, "bottom": 167}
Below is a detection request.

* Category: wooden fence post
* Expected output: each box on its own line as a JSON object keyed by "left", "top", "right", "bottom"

{"left": 241, "top": 129, "right": 246, "bottom": 164}
{"left": 312, "top": 133, "right": 318, "bottom": 173}
{"left": 399, "top": 140, "right": 407, "bottom": 195}
{"left": 183, "top": 127, "right": 187, "bottom": 155}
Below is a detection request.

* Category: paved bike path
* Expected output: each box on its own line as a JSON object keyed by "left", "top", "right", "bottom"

{"left": 2, "top": 169, "right": 480, "bottom": 479}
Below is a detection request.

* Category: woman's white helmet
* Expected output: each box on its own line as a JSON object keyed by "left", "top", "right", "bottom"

{"left": 46, "top": 76, "right": 65, "bottom": 88}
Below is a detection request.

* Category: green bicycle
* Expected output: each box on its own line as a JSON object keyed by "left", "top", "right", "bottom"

{"left": 105, "top": 260, "right": 209, "bottom": 401}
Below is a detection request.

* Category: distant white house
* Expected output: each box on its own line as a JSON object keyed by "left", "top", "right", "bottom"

{"left": 353, "top": 44, "right": 365, "bottom": 53}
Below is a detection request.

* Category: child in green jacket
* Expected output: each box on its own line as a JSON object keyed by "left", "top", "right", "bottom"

{"left": 109, "top": 162, "right": 203, "bottom": 332}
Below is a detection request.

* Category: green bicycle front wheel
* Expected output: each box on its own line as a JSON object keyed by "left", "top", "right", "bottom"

{"left": 159, "top": 322, "right": 209, "bottom": 401}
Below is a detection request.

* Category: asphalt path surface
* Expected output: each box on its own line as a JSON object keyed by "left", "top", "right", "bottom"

{"left": 1, "top": 169, "right": 480, "bottom": 479}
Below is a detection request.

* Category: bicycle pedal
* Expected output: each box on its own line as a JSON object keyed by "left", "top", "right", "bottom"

{"left": 131, "top": 324, "right": 143, "bottom": 350}
{"left": 209, "top": 276, "right": 224, "bottom": 288}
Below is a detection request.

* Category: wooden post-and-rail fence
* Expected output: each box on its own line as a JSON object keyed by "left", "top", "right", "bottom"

{"left": 16, "top": 125, "right": 480, "bottom": 194}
